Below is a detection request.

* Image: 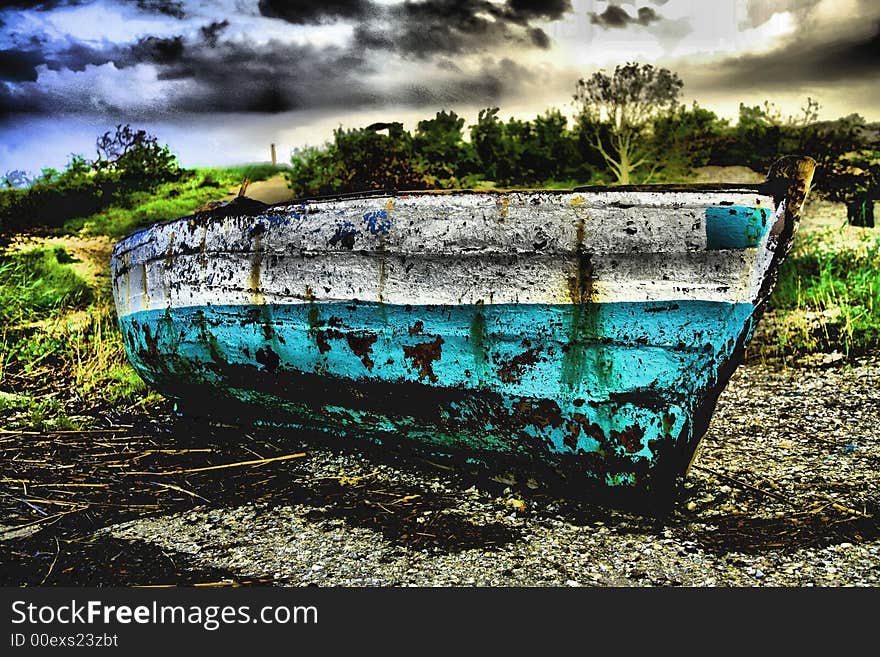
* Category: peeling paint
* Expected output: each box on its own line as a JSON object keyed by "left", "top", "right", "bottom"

{"left": 111, "top": 164, "right": 815, "bottom": 503}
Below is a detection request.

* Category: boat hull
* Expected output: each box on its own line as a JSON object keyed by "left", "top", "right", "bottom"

{"left": 111, "top": 166, "right": 815, "bottom": 505}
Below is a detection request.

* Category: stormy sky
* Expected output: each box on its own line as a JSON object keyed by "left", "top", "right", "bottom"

{"left": 1, "top": 0, "right": 878, "bottom": 172}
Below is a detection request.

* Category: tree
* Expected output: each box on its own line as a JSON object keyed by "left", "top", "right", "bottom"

{"left": 93, "top": 124, "right": 180, "bottom": 188}
{"left": 412, "top": 110, "right": 476, "bottom": 187}
{"left": 470, "top": 107, "right": 506, "bottom": 182}
{"left": 574, "top": 62, "right": 683, "bottom": 184}
{"left": 523, "top": 110, "right": 577, "bottom": 183}
{"left": 651, "top": 102, "right": 728, "bottom": 180}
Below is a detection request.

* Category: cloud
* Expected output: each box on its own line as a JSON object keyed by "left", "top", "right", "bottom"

{"left": 0, "top": 1, "right": 83, "bottom": 8}
{"left": 398, "top": 57, "right": 540, "bottom": 106}
{"left": 0, "top": 0, "right": 184, "bottom": 14}
{"left": 199, "top": 20, "right": 229, "bottom": 48}
{"left": 741, "top": 0, "right": 820, "bottom": 29}
{"left": 257, "top": 0, "right": 374, "bottom": 24}
{"left": 683, "top": 2, "right": 880, "bottom": 96}
{"left": 505, "top": 0, "right": 571, "bottom": 22}
{"left": 590, "top": 4, "right": 661, "bottom": 29}
{"left": 0, "top": 50, "right": 43, "bottom": 82}
{"left": 353, "top": 0, "right": 570, "bottom": 59}
{"left": 0, "top": 36, "right": 130, "bottom": 82}
{"left": 134, "top": 0, "right": 186, "bottom": 18}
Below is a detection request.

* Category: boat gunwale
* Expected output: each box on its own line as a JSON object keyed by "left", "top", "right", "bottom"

{"left": 112, "top": 181, "right": 774, "bottom": 250}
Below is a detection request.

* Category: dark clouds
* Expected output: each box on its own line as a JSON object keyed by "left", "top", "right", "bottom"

{"left": 400, "top": 57, "right": 537, "bottom": 106}
{"left": 0, "top": 36, "right": 130, "bottom": 83}
{"left": 257, "top": 0, "right": 374, "bottom": 24}
{"left": 590, "top": 5, "right": 661, "bottom": 29}
{"left": 134, "top": 0, "right": 186, "bottom": 19}
{"left": 675, "top": 2, "right": 880, "bottom": 116}
{"left": 0, "top": 1, "right": 81, "bottom": 8}
{"left": 697, "top": 21, "right": 880, "bottom": 90}
{"left": 504, "top": 0, "right": 571, "bottom": 23}
{"left": 199, "top": 20, "right": 229, "bottom": 48}
{"left": 354, "top": 0, "right": 570, "bottom": 58}
{"left": 0, "top": 0, "right": 575, "bottom": 118}
{"left": 0, "top": 0, "right": 184, "bottom": 14}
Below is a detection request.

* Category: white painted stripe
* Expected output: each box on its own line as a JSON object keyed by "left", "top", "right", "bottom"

{"left": 114, "top": 248, "right": 770, "bottom": 317}
{"left": 112, "top": 189, "right": 781, "bottom": 318}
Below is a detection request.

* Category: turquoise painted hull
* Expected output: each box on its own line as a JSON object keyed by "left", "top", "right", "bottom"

{"left": 119, "top": 300, "right": 756, "bottom": 493}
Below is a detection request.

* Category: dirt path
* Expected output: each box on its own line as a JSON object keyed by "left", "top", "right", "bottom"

{"left": 6, "top": 234, "right": 115, "bottom": 288}
{"left": 222, "top": 174, "right": 293, "bottom": 205}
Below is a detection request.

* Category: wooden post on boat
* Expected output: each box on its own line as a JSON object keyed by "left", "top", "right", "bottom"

{"left": 270, "top": 143, "right": 277, "bottom": 166}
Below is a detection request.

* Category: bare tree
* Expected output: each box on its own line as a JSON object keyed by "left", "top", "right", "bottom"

{"left": 574, "top": 62, "right": 683, "bottom": 184}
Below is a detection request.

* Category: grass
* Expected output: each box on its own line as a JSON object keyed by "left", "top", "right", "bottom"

{"left": 63, "top": 164, "right": 288, "bottom": 238}
{"left": 0, "top": 246, "right": 92, "bottom": 326}
{"left": 768, "top": 226, "right": 880, "bottom": 356}
{"left": 0, "top": 246, "right": 158, "bottom": 429}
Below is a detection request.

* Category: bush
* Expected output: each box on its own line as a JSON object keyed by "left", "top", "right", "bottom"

{"left": 0, "top": 126, "right": 181, "bottom": 238}
{"left": 93, "top": 124, "right": 181, "bottom": 190}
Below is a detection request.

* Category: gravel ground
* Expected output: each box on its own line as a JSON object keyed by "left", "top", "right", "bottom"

{"left": 100, "top": 355, "right": 880, "bottom": 587}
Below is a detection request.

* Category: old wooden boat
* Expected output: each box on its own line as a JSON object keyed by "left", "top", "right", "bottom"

{"left": 111, "top": 156, "right": 815, "bottom": 508}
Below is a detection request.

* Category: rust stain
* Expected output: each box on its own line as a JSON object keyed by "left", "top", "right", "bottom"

{"left": 141, "top": 262, "right": 149, "bottom": 311}
{"left": 377, "top": 245, "right": 387, "bottom": 304}
{"left": 469, "top": 305, "right": 489, "bottom": 380}
{"left": 612, "top": 424, "right": 646, "bottom": 454}
{"left": 122, "top": 252, "right": 132, "bottom": 316}
{"left": 403, "top": 337, "right": 444, "bottom": 383}
{"left": 561, "top": 209, "right": 600, "bottom": 388}
{"left": 511, "top": 399, "right": 562, "bottom": 429}
{"left": 346, "top": 332, "right": 378, "bottom": 370}
{"left": 564, "top": 412, "right": 606, "bottom": 450}
{"left": 305, "top": 286, "right": 326, "bottom": 352}
{"left": 199, "top": 223, "right": 209, "bottom": 270}
{"left": 408, "top": 320, "right": 424, "bottom": 336}
{"left": 562, "top": 413, "right": 608, "bottom": 451}
{"left": 249, "top": 225, "right": 265, "bottom": 305}
{"left": 499, "top": 196, "right": 509, "bottom": 222}
{"left": 164, "top": 230, "right": 176, "bottom": 269}
{"left": 314, "top": 328, "right": 347, "bottom": 355}
{"left": 566, "top": 213, "right": 594, "bottom": 305}
{"left": 139, "top": 321, "right": 161, "bottom": 364}
{"left": 497, "top": 346, "right": 543, "bottom": 384}
{"left": 662, "top": 411, "right": 676, "bottom": 437}
{"left": 563, "top": 423, "right": 580, "bottom": 449}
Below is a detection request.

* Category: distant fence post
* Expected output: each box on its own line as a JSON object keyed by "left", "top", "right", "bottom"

{"left": 271, "top": 143, "right": 277, "bottom": 166}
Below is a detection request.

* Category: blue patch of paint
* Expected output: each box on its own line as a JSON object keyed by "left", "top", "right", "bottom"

{"left": 329, "top": 220, "right": 361, "bottom": 248}
{"left": 705, "top": 205, "right": 769, "bottom": 249}
{"left": 257, "top": 213, "right": 294, "bottom": 225}
{"left": 363, "top": 209, "right": 393, "bottom": 236}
